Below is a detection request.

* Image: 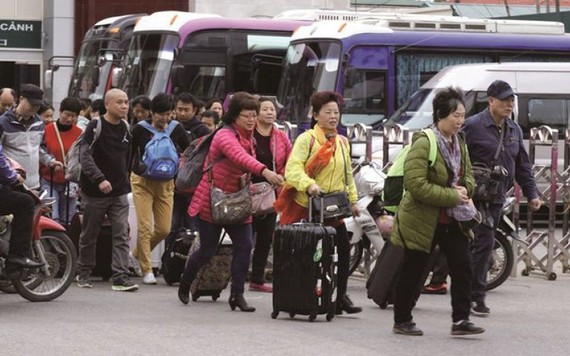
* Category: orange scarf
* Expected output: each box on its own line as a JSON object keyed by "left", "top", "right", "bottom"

{"left": 274, "top": 127, "right": 338, "bottom": 224}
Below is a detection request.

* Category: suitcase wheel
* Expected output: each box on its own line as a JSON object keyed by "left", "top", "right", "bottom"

{"left": 212, "top": 294, "right": 220, "bottom": 301}
{"left": 379, "top": 301, "right": 388, "bottom": 309}
{"left": 326, "top": 313, "right": 334, "bottom": 322}
{"left": 191, "top": 294, "right": 199, "bottom": 302}
{"left": 271, "top": 311, "right": 279, "bottom": 319}
{"left": 308, "top": 313, "right": 316, "bottom": 322}
{"left": 289, "top": 313, "right": 295, "bottom": 319}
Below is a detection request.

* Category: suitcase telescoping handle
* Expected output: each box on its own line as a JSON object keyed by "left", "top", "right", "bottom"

{"left": 308, "top": 195, "right": 325, "bottom": 224}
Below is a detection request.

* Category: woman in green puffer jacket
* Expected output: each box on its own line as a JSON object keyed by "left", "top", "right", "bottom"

{"left": 391, "top": 87, "right": 485, "bottom": 337}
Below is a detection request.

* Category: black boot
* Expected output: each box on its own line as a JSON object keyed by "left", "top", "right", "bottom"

{"left": 228, "top": 293, "right": 255, "bottom": 312}
{"left": 336, "top": 294, "right": 362, "bottom": 315}
{"left": 178, "top": 276, "right": 191, "bottom": 305}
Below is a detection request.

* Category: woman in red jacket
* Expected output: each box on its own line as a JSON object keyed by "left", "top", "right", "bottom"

{"left": 40, "top": 97, "right": 83, "bottom": 225}
{"left": 249, "top": 97, "right": 292, "bottom": 293}
{"left": 177, "top": 93, "right": 284, "bottom": 311}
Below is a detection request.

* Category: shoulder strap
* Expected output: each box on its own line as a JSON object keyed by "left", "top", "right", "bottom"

{"left": 493, "top": 127, "right": 505, "bottom": 164}
{"left": 164, "top": 121, "right": 177, "bottom": 136}
{"left": 423, "top": 128, "right": 437, "bottom": 167}
{"left": 139, "top": 120, "right": 157, "bottom": 134}
{"left": 89, "top": 117, "right": 102, "bottom": 149}
{"left": 53, "top": 124, "right": 67, "bottom": 166}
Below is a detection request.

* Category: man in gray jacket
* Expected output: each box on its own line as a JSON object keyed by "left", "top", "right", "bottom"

{"left": 0, "top": 84, "right": 62, "bottom": 190}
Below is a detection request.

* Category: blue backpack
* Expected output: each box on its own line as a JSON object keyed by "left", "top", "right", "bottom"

{"left": 139, "top": 121, "right": 179, "bottom": 181}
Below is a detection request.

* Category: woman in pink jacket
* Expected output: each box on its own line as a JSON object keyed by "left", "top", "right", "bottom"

{"left": 249, "top": 97, "right": 292, "bottom": 293}
{"left": 177, "top": 93, "right": 284, "bottom": 312}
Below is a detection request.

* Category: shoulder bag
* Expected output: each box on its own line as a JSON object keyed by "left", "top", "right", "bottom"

{"left": 250, "top": 134, "right": 277, "bottom": 216}
{"left": 472, "top": 128, "right": 504, "bottom": 202}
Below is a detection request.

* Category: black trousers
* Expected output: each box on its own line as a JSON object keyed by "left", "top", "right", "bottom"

{"left": 394, "top": 222, "right": 472, "bottom": 324}
{"left": 251, "top": 212, "right": 277, "bottom": 284}
{"left": 0, "top": 186, "right": 35, "bottom": 258}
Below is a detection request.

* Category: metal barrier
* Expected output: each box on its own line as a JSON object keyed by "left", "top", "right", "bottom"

{"left": 274, "top": 121, "right": 298, "bottom": 143}
{"left": 345, "top": 123, "right": 373, "bottom": 162}
{"left": 382, "top": 124, "right": 410, "bottom": 169}
{"left": 517, "top": 125, "right": 569, "bottom": 280}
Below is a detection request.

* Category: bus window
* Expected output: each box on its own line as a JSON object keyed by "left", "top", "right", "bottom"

{"left": 343, "top": 69, "right": 386, "bottom": 124}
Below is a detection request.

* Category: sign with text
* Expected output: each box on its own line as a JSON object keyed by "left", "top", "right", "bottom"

{"left": 0, "top": 20, "right": 42, "bottom": 49}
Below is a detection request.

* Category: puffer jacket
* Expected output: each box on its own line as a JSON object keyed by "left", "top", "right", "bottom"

{"left": 188, "top": 124, "right": 266, "bottom": 224}
{"left": 268, "top": 126, "right": 292, "bottom": 176}
{"left": 391, "top": 131, "right": 474, "bottom": 253}
{"left": 284, "top": 126, "right": 358, "bottom": 208}
{"left": 0, "top": 109, "right": 54, "bottom": 189}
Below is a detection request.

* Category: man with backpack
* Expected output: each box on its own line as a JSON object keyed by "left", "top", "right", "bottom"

{"left": 76, "top": 88, "right": 137, "bottom": 291}
{"left": 129, "top": 93, "right": 189, "bottom": 285}
{"left": 168, "top": 92, "right": 211, "bottom": 243}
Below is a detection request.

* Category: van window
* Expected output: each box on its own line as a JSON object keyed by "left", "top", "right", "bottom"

{"left": 527, "top": 99, "right": 569, "bottom": 133}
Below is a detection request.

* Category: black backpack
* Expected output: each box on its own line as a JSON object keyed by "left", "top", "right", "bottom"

{"left": 161, "top": 229, "right": 197, "bottom": 285}
{"left": 174, "top": 125, "right": 234, "bottom": 194}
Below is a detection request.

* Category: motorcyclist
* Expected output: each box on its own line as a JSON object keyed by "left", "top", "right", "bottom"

{"left": 0, "top": 142, "right": 44, "bottom": 268}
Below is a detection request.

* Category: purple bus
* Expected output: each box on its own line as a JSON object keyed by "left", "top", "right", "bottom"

{"left": 276, "top": 15, "right": 570, "bottom": 131}
{"left": 117, "top": 11, "right": 308, "bottom": 100}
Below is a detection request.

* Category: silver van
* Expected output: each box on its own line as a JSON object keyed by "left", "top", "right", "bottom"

{"left": 383, "top": 62, "right": 570, "bottom": 165}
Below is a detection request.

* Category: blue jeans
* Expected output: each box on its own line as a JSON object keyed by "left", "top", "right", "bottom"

{"left": 41, "top": 178, "right": 77, "bottom": 225}
{"left": 182, "top": 219, "right": 253, "bottom": 295}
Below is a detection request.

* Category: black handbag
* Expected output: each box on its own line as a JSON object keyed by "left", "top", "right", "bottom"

{"left": 311, "top": 192, "right": 352, "bottom": 222}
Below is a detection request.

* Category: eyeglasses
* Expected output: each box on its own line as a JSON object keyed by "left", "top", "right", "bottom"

{"left": 239, "top": 113, "right": 257, "bottom": 120}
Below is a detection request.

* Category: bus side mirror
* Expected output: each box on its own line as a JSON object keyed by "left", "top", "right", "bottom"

{"left": 111, "top": 67, "right": 122, "bottom": 88}
{"left": 44, "top": 69, "right": 54, "bottom": 90}
{"left": 170, "top": 65, "right": 185, "bottom": 90}
{"left": 91, "top": 67, "right": 100, "bottom": 87}
{"left": 345, "top": 67, "right": 357, "bottom": 87}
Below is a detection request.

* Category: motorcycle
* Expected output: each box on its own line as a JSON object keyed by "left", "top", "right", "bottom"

{"left": 346, "top": 160, "right": 393, "bottom": 276}
{"left": 0, "top": 167, "right": 77, "bottom": 302}
{"left": 485, "top": 196, "right": 526, "bottom": 291}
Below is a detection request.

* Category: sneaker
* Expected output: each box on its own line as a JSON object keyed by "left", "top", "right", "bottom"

{"left": 111, "top": 275, "right": 139, "bottom": 292}
{"left": 128, "top": 251, "right": 143, "bottom": 277}
{"left": 249, "top": 282, "right": 272, "bottom": 293}
{"left": 393, "top": 321, "right": 424, "bottom": 336}
{"left": 142, "top": 272, "right": 157, "bottom": 285}
{"left": 451, "top": 320, "right": 485, "bottom": 335}
{"left": 76, "top": 274, "right": 93, "bottom": 289}
{"left": 471, "top": 301, "right": 490, "bottom": 316}
{"left": 421, "top": 282, "right": 447, "bottom": 295}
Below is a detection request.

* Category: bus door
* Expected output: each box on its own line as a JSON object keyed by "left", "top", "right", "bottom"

{"left": 341, "top": 45, "right": 388, "bottom": 128}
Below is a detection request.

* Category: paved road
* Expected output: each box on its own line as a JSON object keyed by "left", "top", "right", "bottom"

{"left": 1, "top": 265, "right": 569, "bottom": 356}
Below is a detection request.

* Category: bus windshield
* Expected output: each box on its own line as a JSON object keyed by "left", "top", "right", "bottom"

{"left": 277, "top": 41, "right": 341, "bottom": 125}
{"left": 120, "top": 33, "right": 179, "bottom": 99}
{"left": 69, "top": 39, "right": 115, "bottom": 100}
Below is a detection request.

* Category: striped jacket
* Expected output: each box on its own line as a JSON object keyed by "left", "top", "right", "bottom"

{"left": 0, "top": 109, "right": 55, "bottom": 189}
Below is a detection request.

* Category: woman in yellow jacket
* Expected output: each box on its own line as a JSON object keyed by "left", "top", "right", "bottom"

{"left": 275, "top": 91, "right": 361, "bottom": 315}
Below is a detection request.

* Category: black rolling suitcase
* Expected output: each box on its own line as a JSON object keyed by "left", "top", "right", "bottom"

{"left": 366, "top": 240, "right": 439, "bottom": 309}
{"left": 271, "top": 197, "right": 338, "bottom": 322}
